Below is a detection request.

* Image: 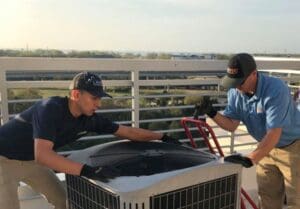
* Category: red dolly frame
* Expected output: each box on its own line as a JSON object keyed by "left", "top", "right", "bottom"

{"left": 181, "top": 117, "right": 258, "bottom": 209}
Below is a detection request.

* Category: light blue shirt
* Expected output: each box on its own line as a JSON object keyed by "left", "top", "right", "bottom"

{"left": 223, "top": 73, "right": 300, "bottom": 147}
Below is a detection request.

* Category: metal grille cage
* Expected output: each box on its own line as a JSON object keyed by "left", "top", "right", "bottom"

{"left": 66, "top": 174, "right": 238, "bottom": 209}
{"left": 150, "top": 174, "right": 237, "bottom": 209}
{"left": 66, "top": 175, "right": 120, "bottom": 209}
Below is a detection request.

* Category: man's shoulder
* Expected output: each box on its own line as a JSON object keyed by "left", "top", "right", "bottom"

{"left": 35, "top": 96, "right": 68, "bottom": 117}
{"left": 39, "top": 96, "right": 67, "bottom": 107}
{"left": 227, "top": 88, "right": 239, "bottom": 98}
{"left": 261, "top": 74, "right": 288, "bottom": 92}
{"left": 261, "top": 73, "right": 285, "bottom": 86}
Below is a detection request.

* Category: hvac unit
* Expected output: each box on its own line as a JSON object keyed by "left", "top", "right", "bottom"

{"left": 66, "top": 140, "right": 242, "bottom": 209}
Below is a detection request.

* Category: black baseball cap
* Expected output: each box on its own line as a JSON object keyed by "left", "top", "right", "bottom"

{"left": 221, "top": 53, "right": 257, "bottom": 89}
{"left": 69, "top": 72, "right": 112, "bottom": 98}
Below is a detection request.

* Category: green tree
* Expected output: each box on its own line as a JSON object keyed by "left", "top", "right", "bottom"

{"left": 8, "top": 89, "right": 42, "bottom": 114}
{"left": 157, "top": 53, "right": 171, "bottom": 59}
{"left": 145, "top": 53, "right": 158, "bottom": 59}
{"left": 148, "top": 121, "right": 169, "bottom": 131}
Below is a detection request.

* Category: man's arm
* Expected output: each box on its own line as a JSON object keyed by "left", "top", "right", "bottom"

{"left": 194, "top": 96, "right": 240, "bottom": 132}
{"left": 34, "top": 139, "right": 83, "bottom": 175}
{"left": 114, "top": 125, "right": 163, "bottom": 141}
{"left": 247, "top": 127, "right": 282, "bottom": 164}
{"left": 212, "top": 113, "right": 240, "bottom": 132}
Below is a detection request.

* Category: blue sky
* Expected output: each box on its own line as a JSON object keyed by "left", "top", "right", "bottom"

{"left": 1, "top": 0, "right": 300, "bottom": 53}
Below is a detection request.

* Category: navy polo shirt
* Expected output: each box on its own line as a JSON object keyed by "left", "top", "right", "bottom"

{"left": 223, "top": 73, "right": 300, "bottom": 147}
{"left": 0, "top": 96, "right": 119, "bottom": 160}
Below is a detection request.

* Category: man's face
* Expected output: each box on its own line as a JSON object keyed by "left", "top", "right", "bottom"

{"left": 236, "top": 71, "right": 257, "bottom": 94}
{"left": 76, "top": 91, "right": 101, "bottom": 116}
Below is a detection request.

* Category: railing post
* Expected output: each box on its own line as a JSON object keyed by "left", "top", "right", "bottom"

{"left": 217, "top": 83, "right": 221, "bottom": 93}
{"left": 287, "top": 73, "right": 291, "bottom": 86}
{"left": 0, "top": 70, "right": 9, "bottom": 125}
{"left": 131, "top": 70, "right": 140, "bottom": 127}
{"left": 230, "top": 132, "right": 235, "bottom": 154}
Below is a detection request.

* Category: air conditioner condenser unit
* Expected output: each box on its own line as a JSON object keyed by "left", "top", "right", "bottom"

{"left": 66, "top": 140, "right": 242, "bottom": 209}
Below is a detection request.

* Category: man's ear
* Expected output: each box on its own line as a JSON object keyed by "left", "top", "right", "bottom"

{"left": 70, "top": 89, "right": 81, "bottom": 100}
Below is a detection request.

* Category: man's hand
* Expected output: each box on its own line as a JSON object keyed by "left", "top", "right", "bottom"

{"left": 194, "top": 96, "right": 217, "bottom": 118}
{"left": 224, "top": 154, "right": 253, "bottom": 168}
{"left": 161, "top": 134, "right": 182, "bottom": 145}
{"left": 80, "top": 164, "right": 121, "bottom": 182}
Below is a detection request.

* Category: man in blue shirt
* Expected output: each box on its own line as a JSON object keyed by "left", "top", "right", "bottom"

{"left": 199, "top": 53, "right": 300, "bottom": 209}
{"left": 294, "top": 88, "right": 300, "bottom": 111}
{"left": 0, "top": 72, "right": 179, "bottom": 209}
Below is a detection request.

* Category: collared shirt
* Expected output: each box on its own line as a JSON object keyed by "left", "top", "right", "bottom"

{"left": 223, "top": 73, "right": 300, "bottom": 147}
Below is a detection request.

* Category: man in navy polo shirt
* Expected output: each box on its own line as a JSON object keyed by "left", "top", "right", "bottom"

{"left": 199, "top": 53, "right": 300, "bottom": 209}
{"left": 0, "top": 72, "right": 179, "bottom": 209}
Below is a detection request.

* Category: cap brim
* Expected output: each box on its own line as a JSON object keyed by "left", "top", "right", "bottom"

{"left": 221, "top": 75, "right": 244, "bottom": 89}
{"left": 90, "top": 91, "right": 112, "bottom": 98}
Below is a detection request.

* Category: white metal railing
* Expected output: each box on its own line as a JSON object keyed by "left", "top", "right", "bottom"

{"left": 1, "top": 57, "right": 300, "bottom": 154}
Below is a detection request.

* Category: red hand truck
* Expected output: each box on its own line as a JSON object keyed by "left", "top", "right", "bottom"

{"left": 181, "top": 117, "right": 258, "bottom": 209}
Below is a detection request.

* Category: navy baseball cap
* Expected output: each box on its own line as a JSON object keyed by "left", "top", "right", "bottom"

{"left": 221, "top": 53, "right": 257, "bottom": 89}
{"left": 69, "top": 72, "right": 112, "bottom": 98}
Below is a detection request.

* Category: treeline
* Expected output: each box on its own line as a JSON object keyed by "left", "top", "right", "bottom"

{"left": 1, "top": 49, "right": 299, "bottom": 59}
{"left": 0, "top": 49, "right": 230, "bottom": 59}
{"left": 254, "top": 53, "right": 300, "bottom": 58}
{"left": 0, "top": 49, "right": 122, "bottom": 58}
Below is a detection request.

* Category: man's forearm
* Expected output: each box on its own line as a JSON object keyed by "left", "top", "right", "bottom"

{"left": 35, "top": 149, "right": 83, "bottom": 175}
{"left": 212, "top": 113, "right": 240, "bottom": 132}
{"left": 115, "top": 125, "right": 163, "bottom": 141}
{"left": 248, "top": 128, "right": 282, "bottom": 164}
